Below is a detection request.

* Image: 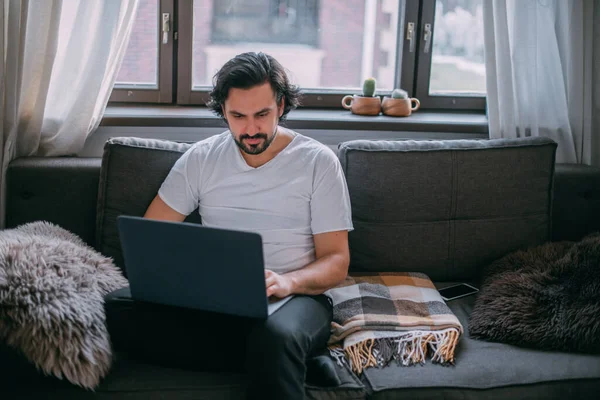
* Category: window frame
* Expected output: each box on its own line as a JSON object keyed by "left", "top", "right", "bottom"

{"left": 109, "top": 0, "right": 175, "bottom": 104}
{"left": 112, "top": 0, "right": 487, "bottom": 112}
{"left": 407, "top": 0, "right": 486, "bottom": 110}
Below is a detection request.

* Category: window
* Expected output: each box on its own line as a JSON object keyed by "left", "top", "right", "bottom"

{"left": 113, "top": 0, "right": 486, "bottom": 110}
{"left": 180, "top": 0, "right": 402, "bottom": 106}
{"left": 111, "top": 0, "right": 173, "bottom": 103}
{"left": 191, "top": 0, "right": 324, "bottom": 89}
{"left": 429, "top": 0, "right": 485, "bottom": 96}
{"left": 403, "top": 0, "right": 486, "bottom": 109}
{"left": 115, "top": 0, "right": 159, "bottom": 88}
{"left": 211, "top": 0, "right": 319, "bottom": 46}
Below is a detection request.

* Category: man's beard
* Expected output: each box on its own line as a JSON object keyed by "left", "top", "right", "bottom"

{"left": 233, "top": 127, "right": 278, "bottom": 155}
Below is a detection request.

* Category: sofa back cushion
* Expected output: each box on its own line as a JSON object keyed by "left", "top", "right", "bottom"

{"left": 338, "top": 137, "right": 557, "bottom": 281}
{"left": 96, "top": 137, "right": 200, "bottom": 274}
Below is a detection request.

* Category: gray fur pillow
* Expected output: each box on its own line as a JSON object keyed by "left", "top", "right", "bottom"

{"left": 0, "top": 221, "right": 128, "bottom": 389}
{"left": 468, "top": 233, "right": 600, "bottom": 353}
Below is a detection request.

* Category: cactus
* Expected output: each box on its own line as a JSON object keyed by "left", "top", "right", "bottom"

{"left": 362, "top": 77, "right": 376, "bottom": 97}
{"left": 391, "top": 88, "right": 408, "bottom": 99}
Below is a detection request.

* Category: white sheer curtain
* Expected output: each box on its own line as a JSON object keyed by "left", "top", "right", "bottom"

{"left": 0, "top": 0, "right": 139, "bottom": 227}
{"left": 483, "top": 0, "right": 599, "bottom": 165}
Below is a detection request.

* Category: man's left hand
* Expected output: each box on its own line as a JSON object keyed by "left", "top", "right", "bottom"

{"left": 265, "top": 269, "right": 295, "bottom": 298}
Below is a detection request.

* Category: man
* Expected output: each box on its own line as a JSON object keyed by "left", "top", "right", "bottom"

{"left": 105, "top": 52, "right": 353, "bottom": 400}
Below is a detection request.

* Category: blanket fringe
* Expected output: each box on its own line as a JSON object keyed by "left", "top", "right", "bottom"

{"left": 328, "top": 328, "right": 460, "bottom": 375}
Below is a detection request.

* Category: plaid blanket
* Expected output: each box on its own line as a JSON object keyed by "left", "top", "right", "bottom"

{"left": 326, "top": 272, "right": 463, "bottom": 374}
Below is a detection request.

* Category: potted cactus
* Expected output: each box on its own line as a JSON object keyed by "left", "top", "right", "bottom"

{"left": 341, "top": 77, "right": 382, "bottom": 116}
{"left": 362, "top": 77, "right": 377, "bottom": 97}
{"left": 382, "top": 88, "right": 420, "bottom": 117}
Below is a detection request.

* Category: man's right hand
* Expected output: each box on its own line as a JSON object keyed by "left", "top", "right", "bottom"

{"left": 265, "top": 269, "right": 296, "bottom": 298}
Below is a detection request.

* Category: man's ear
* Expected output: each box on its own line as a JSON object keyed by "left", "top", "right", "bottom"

{"left": 278, "top": 96, "right": 285, "bottom": 117}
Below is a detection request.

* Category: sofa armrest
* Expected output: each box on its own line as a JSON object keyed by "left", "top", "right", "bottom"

{"left": 6, "top": 157, "right": 101, "bottom": 247}
{"left": 552, "top": 163, "right": 600, "bottom": 241}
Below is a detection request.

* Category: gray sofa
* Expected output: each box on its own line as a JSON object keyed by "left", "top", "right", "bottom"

{"left": 2, "top": 135, "right": 600, "bottom": 399}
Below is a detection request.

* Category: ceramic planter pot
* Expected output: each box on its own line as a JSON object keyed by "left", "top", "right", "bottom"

{"left": 342, "top": 95, "right": 381, "bottom": 116}
{"left": 381, "top": 97, "right": 420, "bottom": 117}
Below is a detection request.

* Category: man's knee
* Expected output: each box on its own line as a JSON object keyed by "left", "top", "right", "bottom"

{"left": 249, "top": 295, "right": 332, "bottom": 355}
{"left": 262, "top": 317, "right": 310, "bottom": 353}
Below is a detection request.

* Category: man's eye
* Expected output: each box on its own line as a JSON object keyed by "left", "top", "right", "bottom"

{"left": 233, "top": 115, "right": 243, "bottom": 119}
{"left": 258, "top": 113, "right": 268, "bottom": 117}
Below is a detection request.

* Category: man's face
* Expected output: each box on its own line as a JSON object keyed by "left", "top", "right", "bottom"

{"left": 222, "top": 82, "right": 284, "bottom": 155}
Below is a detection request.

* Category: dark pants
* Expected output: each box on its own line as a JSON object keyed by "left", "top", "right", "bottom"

{"left": 104, "top": 287, "right": 333, "bottom": 400}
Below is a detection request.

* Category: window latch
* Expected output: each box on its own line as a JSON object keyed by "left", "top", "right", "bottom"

{"left": 406, "top": 22, "right": 416, "bottom": 53}
{"left": 162, "top": 13, "right": 170, "bottom": 44}
{"left": 423, "top": 23, "right": 432, "bottom": 53}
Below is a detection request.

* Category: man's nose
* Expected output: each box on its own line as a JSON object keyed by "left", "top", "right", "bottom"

{"left": 246, "top": 120, "right": 259, "bottom": 136}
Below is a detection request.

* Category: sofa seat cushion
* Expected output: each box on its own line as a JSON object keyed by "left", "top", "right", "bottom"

{"left": 359, "top": 282, "right": 600, "bottom": 399}
{"left": 3, "top": 349, "right": 247, "bottom": 400}
{"left": 3, "top": 348, "right": 367, "bottom": 400}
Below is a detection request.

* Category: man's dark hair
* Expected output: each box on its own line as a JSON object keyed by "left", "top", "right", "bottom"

{"left": 207, "top": 52, "right": 302, "bottom": 122}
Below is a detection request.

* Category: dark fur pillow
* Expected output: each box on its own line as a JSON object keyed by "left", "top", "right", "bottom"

{"left": 468, "top": 233, "right": 600, "bottom": 353}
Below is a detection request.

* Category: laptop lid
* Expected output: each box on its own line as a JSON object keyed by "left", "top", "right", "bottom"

{"left": 117, "top": 215, "right": 270, "bottom": 319}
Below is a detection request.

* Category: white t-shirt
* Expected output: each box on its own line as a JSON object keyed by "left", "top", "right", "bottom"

{"left": 157, "top": 130, "right": 354, "bottom": 274}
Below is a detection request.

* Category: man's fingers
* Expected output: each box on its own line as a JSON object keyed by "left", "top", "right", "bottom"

{"left": 265, "top": 270, "right": 283, "bottom": 297}
{"left": 267, "top": 284, "right": 279, "bottom": 297}
{"left": 265, "top": 276, "right": 277, "bottom": 288}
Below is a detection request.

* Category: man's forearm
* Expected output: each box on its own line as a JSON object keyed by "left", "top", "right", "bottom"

{"left": 285, "top": 253, "right": 349, "bottom": 296}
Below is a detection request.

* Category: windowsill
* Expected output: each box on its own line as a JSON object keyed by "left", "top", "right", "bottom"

{"left": 101, "top": 104, "right": 488, "bottom": 134}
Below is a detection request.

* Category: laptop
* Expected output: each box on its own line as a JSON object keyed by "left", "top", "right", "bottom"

{"left": 116, "top": 215, "right": 293, "bottom": 319}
